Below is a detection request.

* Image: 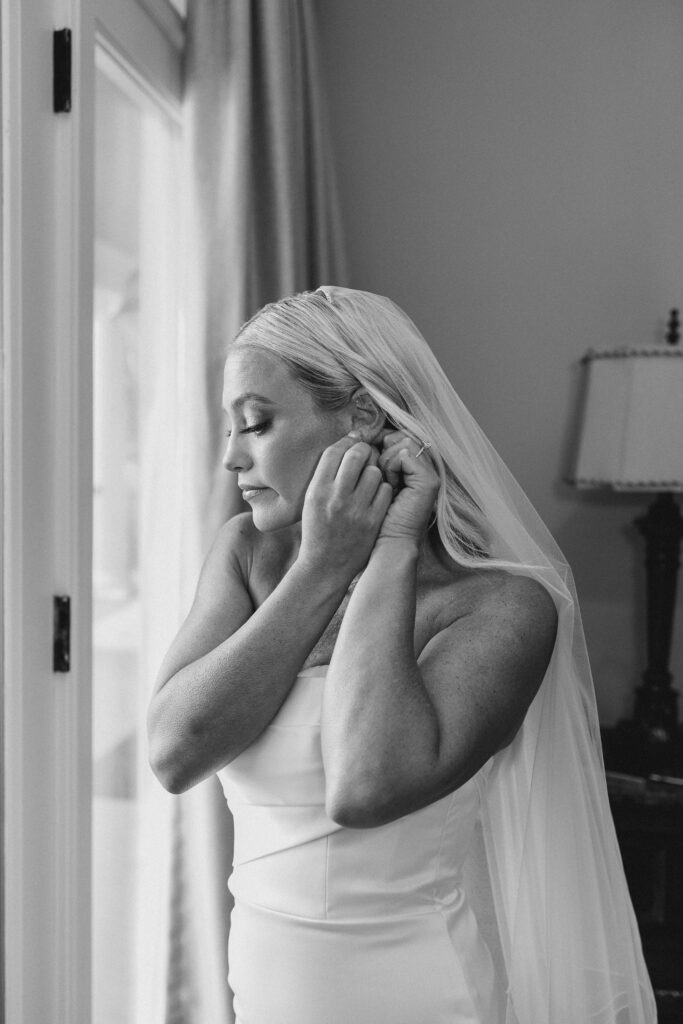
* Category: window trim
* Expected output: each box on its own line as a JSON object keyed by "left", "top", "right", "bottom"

{"left": 95, "top": 0, "right": 184, "bottom": 107}
{"left": 136, "top": 0, "right": 185, "bottom": 54}
{"left": 2, "top": 0, "right": 183, "bottom": 1019}
{"left": 2, "top": 0, "right": 96, "bottom": 1019}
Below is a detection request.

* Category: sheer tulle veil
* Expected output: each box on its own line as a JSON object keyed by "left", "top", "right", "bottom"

{"left": 233, "top": 286, "right": 656, "bottom": 1023}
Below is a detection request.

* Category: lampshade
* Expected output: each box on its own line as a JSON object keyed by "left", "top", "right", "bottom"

{"left": 573, "top": 348, "right": 683, "bottom": 492}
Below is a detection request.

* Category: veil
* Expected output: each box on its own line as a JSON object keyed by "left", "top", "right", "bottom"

{"left": 312, "top": 287, "right": 657, "bottom": 1024}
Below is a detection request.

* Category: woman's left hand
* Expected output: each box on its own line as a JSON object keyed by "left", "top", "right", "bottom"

{"left": 376, "top": 430, "right": 440, "bottom": 546}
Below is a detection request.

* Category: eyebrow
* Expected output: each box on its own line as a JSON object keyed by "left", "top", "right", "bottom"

{"left": 226, "top": 392, "right": 277, "bottom": 412}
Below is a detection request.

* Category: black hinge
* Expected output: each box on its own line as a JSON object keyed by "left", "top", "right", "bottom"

{"left": 53, "top": 595, "right": 71, "bottom": 672}
{"left": 53, "top": 28, "right": 72, "bottom": 113}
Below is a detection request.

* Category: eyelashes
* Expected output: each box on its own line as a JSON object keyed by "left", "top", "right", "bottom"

{"left": 243, "top": 420, "right": 270, "bottom": 435}
{"left": 225, "top": 420, "right": 271, "bottom": 439}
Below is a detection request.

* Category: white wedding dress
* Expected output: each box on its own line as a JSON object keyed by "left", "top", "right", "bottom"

{"left": 217, "top": 664, "right": 500, "bottom": 1024}
{"left": 215, "top": 287, "right": 656, "bottom": 1023}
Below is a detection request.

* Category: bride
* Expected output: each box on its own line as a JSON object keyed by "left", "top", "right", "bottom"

{"left": 148, "top": 286, "right": 655, "bottom": 1023}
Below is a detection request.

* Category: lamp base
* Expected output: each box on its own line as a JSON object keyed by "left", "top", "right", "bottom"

{"left": 609, "top": 491, "right": 683, "bottom": 778}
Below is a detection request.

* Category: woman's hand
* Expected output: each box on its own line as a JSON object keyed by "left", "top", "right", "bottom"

{"left": 297, "top": 435, "right": 394, "bottom": 581}
{"left": 376, "top": 430, "right": 440, "bottom": 546}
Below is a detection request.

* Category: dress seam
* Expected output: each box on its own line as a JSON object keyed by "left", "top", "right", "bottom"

{"left": 267, "top": 723, "right": 323, "bottom": 730}
{"left": 437, "top": 905, "right": 489, "bottom": 1022}
{"left": 232, "top": 894, "right": 454, "bottom": 925}
{"left": 431, "top": 790, "right": 458, "bottom": 902}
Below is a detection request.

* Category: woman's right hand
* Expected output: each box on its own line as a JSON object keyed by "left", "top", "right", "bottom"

{"left": 297, "top": 434, "right": 394, "bottom": 582}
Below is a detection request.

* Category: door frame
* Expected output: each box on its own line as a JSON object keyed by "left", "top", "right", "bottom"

{"left": 2, "top": 1, "right": 95, "bottom": 1019}
{"left": 1, "top": 1, "right": 183, "bottom": 1019}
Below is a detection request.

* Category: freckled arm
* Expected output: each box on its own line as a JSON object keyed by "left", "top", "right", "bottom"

{"left": 321, "top": 540, "right": 557, "bottom": 828}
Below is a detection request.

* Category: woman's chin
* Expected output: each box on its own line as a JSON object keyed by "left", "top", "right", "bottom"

{"left": 249, "top": 501, "right": 301, "bottom": 535}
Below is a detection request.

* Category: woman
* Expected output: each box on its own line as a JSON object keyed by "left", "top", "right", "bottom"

{"left": 148, "top": 287, "right": 655, "bottom": 1023}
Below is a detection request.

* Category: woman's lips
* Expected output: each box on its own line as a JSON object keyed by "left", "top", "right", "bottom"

{"left": 241, "top": 487, "right": 269, "bottom": 501}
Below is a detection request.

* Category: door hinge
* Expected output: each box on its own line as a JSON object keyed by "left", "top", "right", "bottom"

{"left": 53, "top": 595, "right": 71, "bottom": 672}
{"left": 53, "top": 28, "right": 72, "bottom": 113}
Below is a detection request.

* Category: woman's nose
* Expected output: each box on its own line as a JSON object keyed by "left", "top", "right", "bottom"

{"left": 222, "top": 435, "right": 253, "bottom": 473}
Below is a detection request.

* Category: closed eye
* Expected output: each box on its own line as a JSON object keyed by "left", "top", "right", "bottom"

{"left": 243, "top": 420, "right": 270, "bottom": 435}
{"left": 225, "top": 420, "right": 271, "bottom": 439}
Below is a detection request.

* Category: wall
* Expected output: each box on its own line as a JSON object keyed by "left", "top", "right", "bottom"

{"left": 316, "top": 0, "right": 683, "bottom": 724}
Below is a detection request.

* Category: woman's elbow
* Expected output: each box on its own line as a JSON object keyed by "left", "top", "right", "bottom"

{"left": 325, "top": 778, "right": 398, "bottom": 829}
{"left": 325, "top": 763, "right": 469, "bottom": 830}
{"left": 148, "top": 739, "right": 191, "bottom": 794}
{"left": 326, "top": 797, "right": 379, "bottom": 829}
{"left": 147, "top": 715, "right": 198, "bottom": 795}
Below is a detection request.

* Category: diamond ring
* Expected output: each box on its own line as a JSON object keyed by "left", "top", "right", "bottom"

{"left": 414, "top": 440, "right": 432, "bottom": 459}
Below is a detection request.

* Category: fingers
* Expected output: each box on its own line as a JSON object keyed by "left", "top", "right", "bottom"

{"left": 353, "top": 463, "right": 385, "bottom": 504}
{"left": 370, "top": 478, "right": 394, "bottom": 516}
{"left": 313, "top": 435, "right": 372, "bottom": 484}
{"left": 314, "top": 430, "right": 433, "bottom": 501}
{"left": 380, "top": 431, "right": 424, "bottom": 459}
{"left": 379, "top": 432, "right": 432, "bottom": 472}
{"left": 379, "top": 440, "right": 415, "bottom": 487}
{"left": 335, "top": 440, "right": 380, "bottom": 490}
{"left": 311, "top": 432, "right": 377, "bottom": 483}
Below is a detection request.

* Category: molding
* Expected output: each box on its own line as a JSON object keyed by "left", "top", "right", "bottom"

{"left": 96, "top": 36, "right": 182, "bottom": 127}
{"left": 3, "top": 0, "right": 94, "bottom": 1019}
{"left": 582, "top": 347, "right": 683, "bottom": 363}
{"left": 1, "top": 1, "right": 24, "bottom": 1018}
{"left": 136, "top": 0, "right": 185, "bottom": 53}
{"left": 95, "top": 0, "right": 183, "bottom": 106}
{"left": 3, "top": 3, "right": 181, "bottom": 1018}
{"left": 571, "top": 479, "right": 683, "bottom": 492}
{"left": 53, "top": 2, "right": 95, "bottom": 1019}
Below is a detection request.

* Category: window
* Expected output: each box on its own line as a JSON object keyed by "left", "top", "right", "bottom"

{"left": 92, "top": 45, "right": 182, "bottom": 1022}
{"left": 2, "top": 2, "right": 185, "bottom": 1019}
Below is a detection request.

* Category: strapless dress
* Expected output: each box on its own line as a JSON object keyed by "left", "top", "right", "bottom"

{"left": 217, "top": 665, "right": 500, "bottom": 1024}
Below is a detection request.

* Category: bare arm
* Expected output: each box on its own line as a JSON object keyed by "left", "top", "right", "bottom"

{"left": 322, "top": 539, "right": 558, "bottom": 827}
{"left": 147, "top": 513, "right": 351, "bottom": 793}
{"left": 147, "top": 437, "right": 393, "bottom": 794}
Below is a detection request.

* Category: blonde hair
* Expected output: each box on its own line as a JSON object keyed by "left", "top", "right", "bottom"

{"left": 231, "top": 291, "right": 658, "bottom": 1021}
{"left": 232, "top": 287, "right": 490, "bottom": 563}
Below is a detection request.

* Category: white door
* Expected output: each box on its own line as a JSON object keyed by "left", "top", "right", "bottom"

{"left": 2, "top": 1, "right": 184, "bottom": 1020}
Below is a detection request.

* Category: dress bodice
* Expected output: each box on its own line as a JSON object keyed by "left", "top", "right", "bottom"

{"left": 217, "top": 665, "right": 488, "bottom": 922}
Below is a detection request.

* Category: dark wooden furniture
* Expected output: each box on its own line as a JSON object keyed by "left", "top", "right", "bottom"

{"left": 602, "top": 746, "right": 683, "bottom": 1022}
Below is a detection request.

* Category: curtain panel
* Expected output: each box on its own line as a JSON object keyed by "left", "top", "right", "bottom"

{"left": 165, "top": 3, "right": 347, "bottom": 1021}
{"left": 184, "top": 0, "right": 347, "bottom": 546}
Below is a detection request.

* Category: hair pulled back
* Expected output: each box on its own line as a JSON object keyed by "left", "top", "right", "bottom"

{"left": 232, "top": 286, "right": 490, "bottom": 564}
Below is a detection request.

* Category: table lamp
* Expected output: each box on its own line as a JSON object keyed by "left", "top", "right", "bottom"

{"left": 572, "top": 310, "right": 683, "bottom": 774}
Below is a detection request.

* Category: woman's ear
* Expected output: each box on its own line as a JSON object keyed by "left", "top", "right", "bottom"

{"left": 348, "top": 387, "right": 386, "bottom": 443}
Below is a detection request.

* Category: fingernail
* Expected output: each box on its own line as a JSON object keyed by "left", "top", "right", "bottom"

{"left": 347, "top": 430, "right": 362, "bottom": 440}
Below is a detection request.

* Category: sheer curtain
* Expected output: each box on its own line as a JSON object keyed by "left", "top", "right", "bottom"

{"left": 92, "top": 61, "right": 185, "bottom": 1024}
{"left": 165, "top": 3, "right": 347, "bottom": 1021}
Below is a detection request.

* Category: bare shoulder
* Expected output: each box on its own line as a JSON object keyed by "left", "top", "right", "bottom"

{"left": 214, "top": 510, "right": 257, "bottom": 551}
{"left": 420, "top": 561, "right": 559, "bottom": 691}
{"left": 416, "top": 567, "right": 559, "bottom": 768}
{"left": 471, "top": 569, "right": 558, "bottom": 638}
{"left": 212, "top": 512, "right": 297, "bottom": 606}
{"left": 423, "top": 553, "right": 557, "bottom": 644}
{"left": 445, "top": 567, "right": 559, "bottom": 669}
{"left": 204, "top": 511, "right": 257, "bottom": 584}
{"left": 151, "top": 513, "right": 258, "bottom": 695}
